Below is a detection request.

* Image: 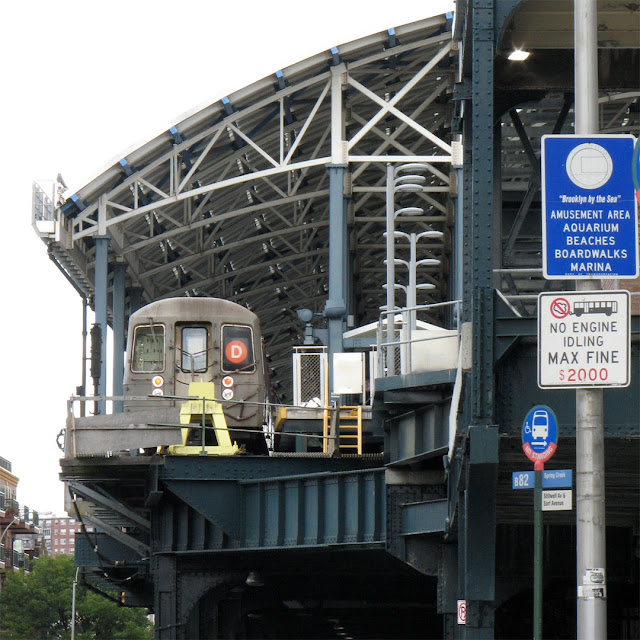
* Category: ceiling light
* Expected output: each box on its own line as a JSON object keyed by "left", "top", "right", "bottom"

{"left": 245, "top": 571, "right": 264, "bottom": 587}
{"left": 508, "top": 49, "right": 531, "bottom": 61}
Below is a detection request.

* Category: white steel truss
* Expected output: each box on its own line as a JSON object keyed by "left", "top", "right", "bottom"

{"left": 33, "top": 10, "right": 640, "bottom": 400}
{"left": 43, "top": 17, "right": 456, "bottom": 399}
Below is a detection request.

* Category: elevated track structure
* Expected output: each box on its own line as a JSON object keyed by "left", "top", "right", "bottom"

{"left": 33, "top": 2, "right": 639, "bottom": 638}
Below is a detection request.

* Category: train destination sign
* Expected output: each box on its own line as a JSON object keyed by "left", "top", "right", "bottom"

{"left": 538, "top": 291, "right": 630, "bottom": 389}
{"left": 542, "top": 134, "right": 638, "bottom": 279}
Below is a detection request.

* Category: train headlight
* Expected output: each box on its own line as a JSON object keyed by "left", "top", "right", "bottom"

{"left": 222, "top": 388, "right": 234, "bottom": 401}
{"left": 152, "top": 375, "right": 164, "bottom": 388}
{"left": 222, "top": 376, "right": 234, "bottom": 388}
{"left": 152, "top": 388, "right": 164, "bottom": 396}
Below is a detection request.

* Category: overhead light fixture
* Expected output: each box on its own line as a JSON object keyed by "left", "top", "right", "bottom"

{"left": 508, "top": 49, "right": 531, "bottom": 61}
{"left": 245, "top": 571, "right": 264, "bottom": 587}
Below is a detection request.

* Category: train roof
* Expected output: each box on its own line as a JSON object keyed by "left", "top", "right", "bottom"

{"left": 129, "top": 297, "right": 259, "bottom": 324}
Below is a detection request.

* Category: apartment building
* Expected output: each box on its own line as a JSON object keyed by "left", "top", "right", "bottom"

{"left": 40, "top": 516, "right": 89, "bottom": 557}
{"left": 0, "top": 456, "right": 45, "bottom": 586}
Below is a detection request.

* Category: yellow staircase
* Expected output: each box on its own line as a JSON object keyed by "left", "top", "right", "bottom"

{"left": 323, "top": 405, "right": 363, "bottom": 455}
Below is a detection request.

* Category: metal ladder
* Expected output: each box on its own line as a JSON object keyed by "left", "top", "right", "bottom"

{"left": 323, "top": 405, "right": 363, "bottom": 455}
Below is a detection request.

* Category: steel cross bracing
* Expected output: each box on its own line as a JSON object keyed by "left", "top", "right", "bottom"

{"left": 51, "top": 16, "right": 456, "bottom": 401}
{"left": 492, "top": 0, "right": 640, "bottom": 314}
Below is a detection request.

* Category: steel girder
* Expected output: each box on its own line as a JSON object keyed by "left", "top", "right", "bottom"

{"left": 160, "top": 467, "right": 386, "bottom": 551}
{"left": 67, "top": 454, "right": 451, "bottom": 639}
{"left": 449, "top": 2, "right": 501, "bottom": 638}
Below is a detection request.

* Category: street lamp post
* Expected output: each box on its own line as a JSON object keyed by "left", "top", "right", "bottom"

{"left": 71, "top": 566, "right": 80, "bottom": 640}
{"left": 0, "top": 516, "right": 20, "bottom": 545}
{"left": 0, "top": 516, "right": 21, "bottom": 565}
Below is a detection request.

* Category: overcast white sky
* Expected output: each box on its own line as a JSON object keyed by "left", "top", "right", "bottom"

{"left": 0, "top": 0, "right": 455, "bottom": 515}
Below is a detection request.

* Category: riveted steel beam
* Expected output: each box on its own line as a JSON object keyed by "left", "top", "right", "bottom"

{"left": 458, "top": 2, "right": 500, "bottom": 637}
{"left": 81, "top": 512, "right": 150, "bottom": 557}
{"left": 401, "top": 499, "right": 448, "bottom": 535}
{"left": 74, "top": 531, "right": 145, "bottom": 568}
{"left": 67, "top": 480, "right": 150, "bottom": 530}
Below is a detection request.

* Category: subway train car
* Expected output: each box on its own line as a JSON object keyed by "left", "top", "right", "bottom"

{"left": 123, "top": 297, "right": 270, "bottom": 452}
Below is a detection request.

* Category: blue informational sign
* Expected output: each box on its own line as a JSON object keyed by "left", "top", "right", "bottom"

{"left": 522, "top": 405, "right": 558, "bottom": 464}
{"left": 542, "top": 469, "right": 572, "bottom": 488}
{"left": 542, "top": 134, "right": 638, "bottom": 279}
{"left": 512, "top": 469, "right": 573, "bottom": 490}
{"left": 512, "top": 471, "right": 534, "bottom": 489}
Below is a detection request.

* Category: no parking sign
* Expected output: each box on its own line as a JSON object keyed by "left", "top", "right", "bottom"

{"left": 457, "top": 600, "right": 466, "bottom": 625}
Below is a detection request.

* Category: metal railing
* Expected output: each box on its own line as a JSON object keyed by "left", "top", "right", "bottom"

{"left": 377, "top": 300, "right": 462, "bottom": 378}
{"left": 62, "top": 390, "right": 381, "bottom": 458}
{"left": 0, "top": 498, "right": 38, "bottom": 528}
{"left": 4, "top": 498, "right": 19, "bottom": 516}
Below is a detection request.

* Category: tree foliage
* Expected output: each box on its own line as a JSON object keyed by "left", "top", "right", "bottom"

{"left": 0, "top": 554, "right": 152, "bottom": 640}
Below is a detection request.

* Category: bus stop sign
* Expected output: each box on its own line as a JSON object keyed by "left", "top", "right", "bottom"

{"left": 522, "top": 405, "right": 558, "bottom": 464}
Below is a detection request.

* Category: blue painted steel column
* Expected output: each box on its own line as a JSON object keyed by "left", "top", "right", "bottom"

{"left": 471, "top": 1, "right": 495, "bottom": 424}
{"left": 112, "top": 261, "right": 126, "bottom": 413}
{"left": 324, "top": 164, "right": 348, "bottom": 396}
{"left": 129, "top": 287, "right": 143, "bottom": 315}
{"left": 153, "top": 555, "right": 178, "bottom": 640}
{"left": 94, "top": 236, "right": 109, "bottom": 415}
{"left": 460, "top": 1, "right": 499, "bottom": 637}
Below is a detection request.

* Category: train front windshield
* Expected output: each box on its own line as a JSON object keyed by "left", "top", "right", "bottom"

{"left": 181, "top": 327, "right": 208, "bottom": 372}
{"left": 222, "top": 325, "right": 255, "bottom": 372}
{"left": 131, "top": 325, "right": 165, "bottom": 372}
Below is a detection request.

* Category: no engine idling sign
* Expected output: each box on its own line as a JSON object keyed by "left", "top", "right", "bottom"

{"left": 538, "top": 291, "right": 630, "bottom": 389}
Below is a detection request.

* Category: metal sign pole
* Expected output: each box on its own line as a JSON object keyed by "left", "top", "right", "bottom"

{"left": 521, "top": 405, "right": 559, "bottom": 640}
{"left": 533, "top": 462, "right": 543, "bottom": 640}
{"left": 574, "top": 1, "right": 607, "bottom": 638}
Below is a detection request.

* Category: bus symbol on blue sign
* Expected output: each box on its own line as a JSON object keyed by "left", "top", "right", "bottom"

{"left": 522, "top": 405, "right": 558, "bottom": 464}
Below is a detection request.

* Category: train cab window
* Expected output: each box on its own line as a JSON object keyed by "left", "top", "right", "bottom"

{"left": 181, "top": 327, "right": 208, "bottom": 372}
{"left": 131, "top": 325, "right": 165, "bottom": 372}
{"left": 222, "top": 325, "right": 255, "bottom": 372}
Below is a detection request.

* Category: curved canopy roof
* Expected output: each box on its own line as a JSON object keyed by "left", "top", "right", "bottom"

{"left": 36, "top": 14, "right": 457, "bottom": 400}
{"left": 33, "top": 1, "right": 639, "bottom": 401}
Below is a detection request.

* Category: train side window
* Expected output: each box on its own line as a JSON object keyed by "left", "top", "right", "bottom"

{"left": 181, "top": 327, "right": 208, "bottom": 372}
{"left": 131, "top": 325, "right": 165, "bottom": 372}
{"left": 222, "top": 325, "right": 255, "bottom": 372}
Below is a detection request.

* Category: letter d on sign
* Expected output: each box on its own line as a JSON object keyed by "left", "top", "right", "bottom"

{"left": 225, "top": 340, "right": 248, "bottom": 364}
